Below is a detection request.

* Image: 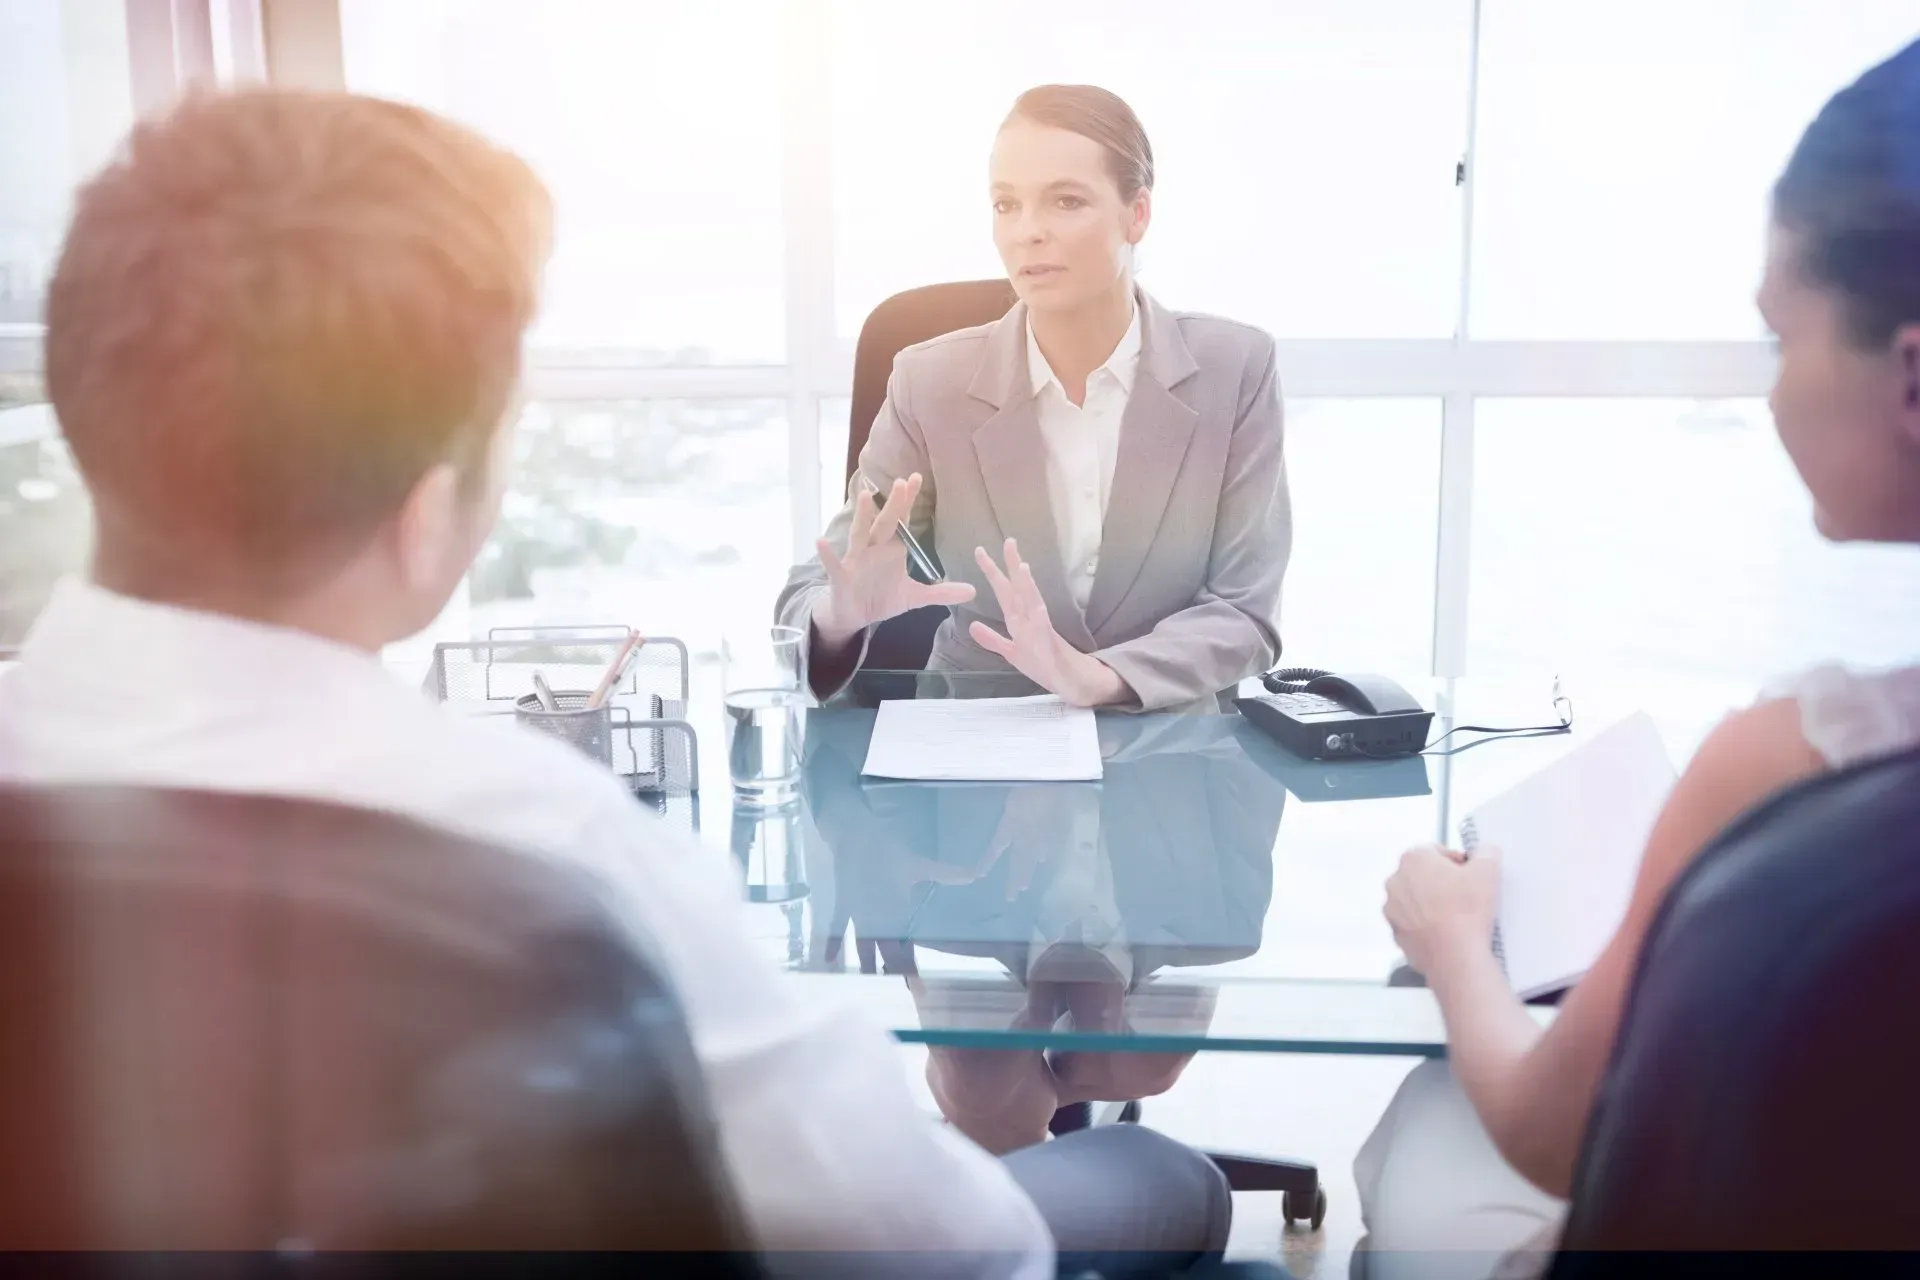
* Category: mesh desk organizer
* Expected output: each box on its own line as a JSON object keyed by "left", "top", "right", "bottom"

{"left": 424, "top": 626, "right": 700, "bottom": 835}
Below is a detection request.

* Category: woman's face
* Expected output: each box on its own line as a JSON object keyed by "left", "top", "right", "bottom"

{"left": 1759, "top": 224, "right": 1920, "bottom": 543}
{"left": 989, "top": 118, "right": 1150, "bottom": 316}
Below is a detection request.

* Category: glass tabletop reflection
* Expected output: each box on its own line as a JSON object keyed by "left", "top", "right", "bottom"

{"left": 712, "top": 669, "right": 1588, "bottom": 1057}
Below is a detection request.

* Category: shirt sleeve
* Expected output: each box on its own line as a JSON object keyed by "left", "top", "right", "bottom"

{"left": 560, "top": 785, "right": 1053, "bottom": 1278}
{"left": 1768, "top": 662, "right": 1920, "bottom": 770}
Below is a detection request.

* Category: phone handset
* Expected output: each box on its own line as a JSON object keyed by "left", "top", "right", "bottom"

{"left": 1261, "top": 667, "right": 1333, "bottom": 693}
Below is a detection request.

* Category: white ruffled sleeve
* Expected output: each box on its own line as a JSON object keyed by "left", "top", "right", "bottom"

{"left": 1766, "top": 663, "right": 1920, "bottom": 768}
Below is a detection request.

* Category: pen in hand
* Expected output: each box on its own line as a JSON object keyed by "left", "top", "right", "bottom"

{"left": 860, "top": 473, "right": 943, "bottom": 583}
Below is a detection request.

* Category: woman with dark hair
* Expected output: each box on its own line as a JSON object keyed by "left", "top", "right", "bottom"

{"left": 778, "top": 85, "right": 1289, "bottom": 712}
{"left": 1358, "top": 37, "right": 1920, "bottom": 1279}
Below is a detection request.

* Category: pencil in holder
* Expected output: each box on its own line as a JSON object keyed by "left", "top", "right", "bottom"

{"left": 513, "top": 690, "right": 613, "bottom": 766}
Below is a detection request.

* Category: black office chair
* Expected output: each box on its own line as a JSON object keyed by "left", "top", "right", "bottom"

{"left": 0, "top": 783, "right": 1289, "bottom": 1278}
{"left": 0, "top": 783, "right": 759, "bottom": 1267}
{"left": 846, "top": 279, "right": 1019, "bottom": 671}
{"left": 1354, "top": 745, "right": 1920, "bottom": 1280}
{"left": 1546, "top": 742, "right": 1920, "bottom": 1269}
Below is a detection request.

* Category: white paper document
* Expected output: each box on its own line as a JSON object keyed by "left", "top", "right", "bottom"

{"left": 1461, "top": 710, "right": 1677, "bottom": 1000}
{"left": 861, "top": 695, "right": 1104, "bottom": 782}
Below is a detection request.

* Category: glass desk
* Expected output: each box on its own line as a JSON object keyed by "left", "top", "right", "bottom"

{"left": 712, "top": 670, "right": 1626, "bottom": 1059}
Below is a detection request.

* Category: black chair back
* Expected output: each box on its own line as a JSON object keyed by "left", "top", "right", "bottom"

{"left": 1551, "top": 745, "right": 1920, "bottom": 1265}
{"left": 847, "top": 279, "right": 1018, "bottom": 671}
{"left": 0, "top": 784, "right": 759, "bottom": 1266}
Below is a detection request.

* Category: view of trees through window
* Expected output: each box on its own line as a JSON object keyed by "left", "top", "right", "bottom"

{"left": 0, "top": 378, "right": 88, "bottom": 646}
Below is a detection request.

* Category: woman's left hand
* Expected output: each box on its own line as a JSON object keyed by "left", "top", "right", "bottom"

{"left": 1383, "top": 843, "right": 1502, "bottom": 983}
{"left": 969, "top": 538, "right": 1127, "bottom": 708}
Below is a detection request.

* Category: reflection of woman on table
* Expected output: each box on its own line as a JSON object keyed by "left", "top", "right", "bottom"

{"left": 899, "top": 781, "right": 1216, "bottom": 1154}
{"left": 804, "top": 711, "right": 1284, "bottom": 1152}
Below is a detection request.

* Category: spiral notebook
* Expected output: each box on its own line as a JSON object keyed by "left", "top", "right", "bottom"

{"left": 1461, "top": 711, "right": 1677, "bottom": 1000}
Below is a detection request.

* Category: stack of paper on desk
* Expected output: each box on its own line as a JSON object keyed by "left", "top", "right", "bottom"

{"left": 861, "top": 695, "right": 1103, "bottom": 782}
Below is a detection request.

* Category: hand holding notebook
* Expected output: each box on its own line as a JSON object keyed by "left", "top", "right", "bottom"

{"left": 1460, "top": 711, "right": 1677, "bottom": 999}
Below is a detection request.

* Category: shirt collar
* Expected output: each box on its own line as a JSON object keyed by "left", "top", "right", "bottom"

{"left": 20, "top": 576, "right": 404, "bottom": 708}
{"left": 1026, "top": 298, "right": 1143, "bottom": 399}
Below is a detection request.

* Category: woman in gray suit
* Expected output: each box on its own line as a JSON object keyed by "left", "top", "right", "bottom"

{"left": 777, "top": 84, "right": 1291, "bottom": 712}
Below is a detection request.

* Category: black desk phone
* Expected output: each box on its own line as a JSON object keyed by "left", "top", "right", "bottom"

{"left": 1233, "top": 668, "right": 1434, "bottom": 760}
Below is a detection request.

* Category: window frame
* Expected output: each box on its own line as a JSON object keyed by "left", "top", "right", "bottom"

{"left": 0, "top": 0, "right": 1782, "bottom": 679}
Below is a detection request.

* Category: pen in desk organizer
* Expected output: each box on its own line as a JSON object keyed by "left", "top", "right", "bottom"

{"left": 531, "top": 671, "right": 560, "bottom": 713}
{"left": 859, "top": 474, "right": 943, "bottom": 583}
{"left": 587, "top": 630, "right": 645, "bottom": 710}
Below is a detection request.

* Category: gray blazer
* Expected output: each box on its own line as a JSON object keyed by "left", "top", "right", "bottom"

{"left": 777, "top": 289, "right": 1291, "bottom": 712}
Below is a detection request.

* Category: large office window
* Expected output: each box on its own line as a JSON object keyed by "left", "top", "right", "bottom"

{"left": 339, "top": 0, "right": 786, "bottom": 361}
{"left": 0, "top": 0, "right": 134, "bottom": 324}
{"left": 0, "top": 0, "right": 130, "bottom": 642}
{"left": 1282, "top": 401, "right": 1441, "bottom": 680}
{"left": 1470, "top": 0, "right": 1920, "bottom": 339}
{"left": 828, "top": 0, "right": 1472, "bottom": 344}
{"left": 472, "top": 399, "right": 793, "bottom": 653}
{"left": 339, "top": 0, "right": 794, "bottom": 655}
{"left": 819, "top": 397, "right": 854, "bottom": 529}
{"left": 343, "top": 0, "right": 1920, "bottom": 693}
{"left": 9, "top": 1, "right": 1920, "bottom": 709}
{"left": 0, "top": 381, "right": 88, "bottom": 646}
{"left": 1468, "top": 400, "right": 1920, "bottom": 689}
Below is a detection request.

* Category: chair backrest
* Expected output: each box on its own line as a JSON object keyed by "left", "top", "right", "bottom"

{"left": 1551, "top": 745, "right": 1920, "bottom": 1265}
{"left": 0, "top": 784, "right": 759, "bottom": 1264}
{"left": 847, "top": 279, "right": 1018, "bottom": 671}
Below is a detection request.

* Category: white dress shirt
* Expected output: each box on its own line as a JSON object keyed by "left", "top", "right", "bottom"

{"left": 1025, "top": 303, "right": 1142, "bottom": 611}
{"left": 1025, "top": 785, "right": 1132, "bottom": 991}
{"left": 0, "top": 579, "right": 1051, "bottom": 1279}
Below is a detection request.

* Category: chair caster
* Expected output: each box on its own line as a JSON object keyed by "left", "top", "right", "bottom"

{"left": 1282, "top": 1186, "right": 1327, "bottom": 1231}
{"left": 1049, "top": 1103, "right": 1094, "bottom": 1135}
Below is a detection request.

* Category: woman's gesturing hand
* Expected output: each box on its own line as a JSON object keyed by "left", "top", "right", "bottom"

{"left": 813, "top": 473, "right": 975, "bottom": 647}
{"left": 968, "top": 537, "right": 1128, "bottom": 708}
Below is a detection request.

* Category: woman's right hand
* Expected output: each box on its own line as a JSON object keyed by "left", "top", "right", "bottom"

{"left": 812, "top": 472, "right": 975, "bottom": 648}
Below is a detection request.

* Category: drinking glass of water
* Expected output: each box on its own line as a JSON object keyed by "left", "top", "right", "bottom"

{"left": 723, "top": 625, "right": 806, "bottom": 803}
{"left": 730, "top": 797, "right": 808, "bottom": 904}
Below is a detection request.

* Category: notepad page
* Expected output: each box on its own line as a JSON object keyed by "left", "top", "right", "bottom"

{"left": 1463, "top": 711, "right": 1676, "bottom": 1000}
{"left": 861, "top": 695, "right": 1103, "bottom": 782}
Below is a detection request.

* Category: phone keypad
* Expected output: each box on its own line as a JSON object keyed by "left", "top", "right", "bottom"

{"left": 1262, "top": 691, "right": 1352, "bottom": 718}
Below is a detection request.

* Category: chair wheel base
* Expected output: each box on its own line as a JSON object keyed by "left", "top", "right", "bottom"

{"left": 1283, "top": 1186, "right": 1328, "bottom": 1231}
{"left": 1048, "top": 1102, "right": 1094, "bottom": 1135}
{"left": 1113, "top": 1104, "right": 1325, "bottom": 1229}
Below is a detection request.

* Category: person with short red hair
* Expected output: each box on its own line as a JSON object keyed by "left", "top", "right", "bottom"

{"left": 0, "top": 88, "right": 1232, "bottom": 1276}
